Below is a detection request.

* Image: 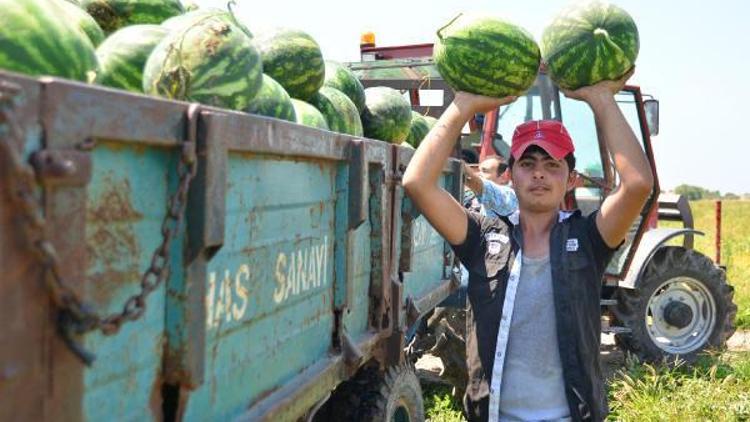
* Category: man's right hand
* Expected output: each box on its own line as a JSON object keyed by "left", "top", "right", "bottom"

{"left": 453, "top": 92, "right": 517, "bottom": 119}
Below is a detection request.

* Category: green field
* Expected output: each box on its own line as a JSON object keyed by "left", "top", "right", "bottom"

{"left": 424, "top": 200, "right": 750, "bottom": 420}
{"left": 663, "top": 200, "right": 750, "bottom": 328}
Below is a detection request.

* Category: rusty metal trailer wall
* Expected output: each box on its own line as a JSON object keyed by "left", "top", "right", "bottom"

{"left": 0, "top": 71, "right": 461, "bottom": 421}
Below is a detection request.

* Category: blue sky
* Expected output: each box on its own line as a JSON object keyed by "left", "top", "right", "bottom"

{"left": 196, "top": 0, "right": 750, "bottom": 194}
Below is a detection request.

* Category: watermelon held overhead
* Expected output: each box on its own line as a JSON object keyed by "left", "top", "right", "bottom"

{"left": 290, "top": 99, "right": 329, "bottom": 130}
{"left": 245, "top": 74, "right": 297, "bottom": 123}
{"left": 361, "top": 86, "right": 412, "bottom": 144}
{"left": 81, "top": 0, "right": 184, "bottom": 34}
{"left": 433, "top": 13, "right": 540, "bottom": 98}
{"left": 405, "top": 111, "right": 437, "bottom": 147}
{"left": 541, "top": 1, "right": 639, "bottom": 90}
{"left": 0, "top": 0, "right": 98, "bottom": 82}
{"left": 323, "top": 61, "right": 366, "bottom": 114}
{"left": 95, "top": 24, "right": 168, "bottom": 92}
{"left": 57, "top": 0, "right": 105, "bottom": 47}
{"left": 309, "top": 86, "right": 363, "bottom": 136}
{"left": 143, "top": 15, "right": 262, "bottom": 111}
{"left": 256, "top": 28, "right": 325, "bottom": 102}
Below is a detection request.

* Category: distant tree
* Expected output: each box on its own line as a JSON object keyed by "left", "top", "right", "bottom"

{"left": 674, "top": 184, "right": 705, "bottom": 200}
{"left": 673, "top": 184, "right": 726, "bottom": 200}
{"left": 724, "top": 192, "right": 739, "bottom": 200}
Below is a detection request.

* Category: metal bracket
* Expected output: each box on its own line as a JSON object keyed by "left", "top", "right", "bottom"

{"left": 340, "top": 330, "right": 364, "bottom": 377}
{"left": 347, "top": 140, "right": 366, "bottom": 231}
{"left": 29, "top": 149, "right": 91, "bottom": 187}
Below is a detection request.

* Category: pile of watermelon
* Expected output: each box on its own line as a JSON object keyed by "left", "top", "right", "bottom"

{"left": 0, "top": 0, "right": 638, "bottom": 146}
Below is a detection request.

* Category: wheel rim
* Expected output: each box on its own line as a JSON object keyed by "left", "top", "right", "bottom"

{"left": 645, "top": 276, "right": 717, "bottom": 355}
{"left": 393, "top": 401, "right": 411, "bottom": 422}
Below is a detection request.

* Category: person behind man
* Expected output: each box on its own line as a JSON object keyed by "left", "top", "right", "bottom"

{"left": 464, "top": 155, "right": 517, "bottom": 217}
{"left": 401, "top": 68, "right": 652, "bottom": 421}
{"left": 479, "top": 155, "right": 511, "bottom": 186}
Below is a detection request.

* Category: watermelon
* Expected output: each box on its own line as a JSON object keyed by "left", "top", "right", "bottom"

{"left": 290, "top": 99, "right": 328, "bottom": 130}
{"left": 81, "top": 0, "right": 184, "bottom": 34}
{"left": 323, "top": 61, "right": 366, "bottom": 114}
{"left": 245, "top": 74, "right": 296, "bottom": 123}
{"left": 161, "top": 7, "right": 252, "bottom": 39}
{"left": 58, "top": 0, "right": 105, "bottom": 47}
{"left": 361, "top": 87, "right": 412, "bottom": 143}
{"left": 541, "top": 1, "right": 639, "bottom": 90}
{"left": 309, "top": 87, "right": 363, "bottom": 136}
{"left": 433, "top": 14, "right": 540, "bottom": 97}
{"left": 143, "top": 15, "right": 262, "bottom": 111}
{"left": 256, "top": 28, "right": 324, "bottom": 101}
{"left": 405, "top": 111, "right": 437, "bottom": 147}
{"left": 95, "top": 24, "right": 168, "bottom": 92}
{"left": 0, "top": 0, "right": 98, "bottom": 82}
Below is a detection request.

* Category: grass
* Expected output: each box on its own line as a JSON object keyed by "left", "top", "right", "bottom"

{"left": 607, "top": 352, "right": 750, "bottom": 421}
{"left": 662, "top": 199, "right": 750, "bottom": 328}
{"left": 424, "top": 200, "right": 750, "bottom": 420}
{"left": 423, "top": 385, "right": 465, "bottom": 422}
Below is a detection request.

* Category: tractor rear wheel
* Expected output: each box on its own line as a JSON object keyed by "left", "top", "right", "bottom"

{"left": 611, "top": 246, "right": 737, "bottom": 362}
{"left": 320, "top": 362, "right": 425, "bottom": 422}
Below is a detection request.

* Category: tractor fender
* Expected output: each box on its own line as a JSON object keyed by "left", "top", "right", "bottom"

{"left": 619, "top": 228, "right": 704, "bottom": 289}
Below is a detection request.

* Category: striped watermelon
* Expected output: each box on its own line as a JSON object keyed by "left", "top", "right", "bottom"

{"left": 361, "top": 87, "right": 412, "bottom": 144}
{"left": 433, "top": 14, "right": 540, "bottom": 97}
{"left": 256, "top": 28, "right": 324, "bottom": 101}
{"left": 245, "top": 74, "right": 296, "bottom": 123}
{"left": 81, "top": 0, "right": 184, "bottom": 34}
{"left": 290, "top": 99, "right": 329, "bottom": 130}
{"left": 161, "top": 8, "right": 252, "bottom": 39}
{"left": 309, "top": 87, "right": 363, "bottom": 136}
{"left": 58, "top": 0, "right": 105, "bottom": 47}
{"left": 95, "top": 24, "right": 168, "bottom": 92}
{"left": 541, "top": 2, "right": 639, "bottom": 90}
{"left": 323, "top": 61, "right": 366, "bottom": 114}
{"left": 405, "top": 111, "right": 437, "bottom": 147}
{"left": 143, "top": 15, "right": 262, "bottom": 111}
{"left": 0, "top": 0, "right": 98, "bottom": 82}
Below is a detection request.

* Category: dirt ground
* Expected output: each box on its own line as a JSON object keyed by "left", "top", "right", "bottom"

{"left": 417, "top": 330, "right": 750, "bottom": 385}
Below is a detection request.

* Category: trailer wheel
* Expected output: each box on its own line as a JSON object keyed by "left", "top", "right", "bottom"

{"left": 321, "top": 363, "right": 424, "bottom": 422}
{"left": 612, "top": 247, "right": 737, "bottom": 362}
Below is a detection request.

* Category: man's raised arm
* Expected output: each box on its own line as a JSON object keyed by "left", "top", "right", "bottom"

{"left": 562, "top": 68, "right": 654, "bottom": 247}
{"left": 402, "top": 93, "right": 515, "bottom": 245}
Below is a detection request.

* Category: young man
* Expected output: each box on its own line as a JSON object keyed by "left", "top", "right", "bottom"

{"left": 402, "top": 69, "right": 652, "bottom": 422}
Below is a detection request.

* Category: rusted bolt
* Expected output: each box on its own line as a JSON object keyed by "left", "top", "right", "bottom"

{"left": 29, "top": 150, "right": 92, "bottom": 187}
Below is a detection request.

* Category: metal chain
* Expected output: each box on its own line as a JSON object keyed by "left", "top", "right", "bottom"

{"left": 0, "top": 81, "right": 198, "bottom": 361}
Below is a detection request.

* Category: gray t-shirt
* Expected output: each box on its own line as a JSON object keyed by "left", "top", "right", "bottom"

{"left": 499, "top": 254, "right": 570, "bottom": 421}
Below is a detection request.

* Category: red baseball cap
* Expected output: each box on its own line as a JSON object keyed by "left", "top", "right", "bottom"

{"left": 511, "top": 120, "right": 574, "bottom": 160}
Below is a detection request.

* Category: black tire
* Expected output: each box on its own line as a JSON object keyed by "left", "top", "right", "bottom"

{"left": 320, "top": 362, "right": 425, "bottom": 422}
{"left": 611, "top": 246, "right": 737, "bottom": 363}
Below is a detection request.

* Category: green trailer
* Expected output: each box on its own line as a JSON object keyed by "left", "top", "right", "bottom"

{"left": 0, "top": 70, "right": 461, "bottom": 421}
